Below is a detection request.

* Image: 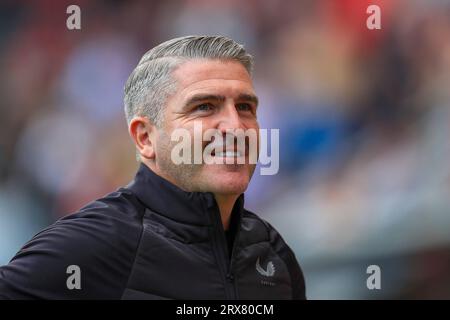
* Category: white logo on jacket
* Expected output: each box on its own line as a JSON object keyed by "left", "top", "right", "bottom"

{"left": 256, "top": 257, "right": 275, "bottom": 277}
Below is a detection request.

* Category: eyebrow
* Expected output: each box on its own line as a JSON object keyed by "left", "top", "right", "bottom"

{"left": 237, "top": 93, "right": 259, "bottom": 107}
{"left": 183, "top": 94, "right": 226, "bottom": 109}
{"left": 182, "top": 93, "right": 259, "bottom": 111}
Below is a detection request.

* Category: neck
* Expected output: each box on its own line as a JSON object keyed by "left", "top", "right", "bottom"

{"left": 143, "top": 161, "right": 240, "bottom": 230}
{"left": 214, "top": 194, "right": 239, "bottom": 231}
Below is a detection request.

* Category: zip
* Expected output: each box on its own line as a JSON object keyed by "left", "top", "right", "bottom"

{"left": 228, "top": 222, "right": 241, "bottom": 299}
{"left": 209, "top": 200, "right": 240, "bottom": 300}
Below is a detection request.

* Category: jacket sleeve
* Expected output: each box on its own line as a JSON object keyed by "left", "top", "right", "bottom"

{"left": 0, "top": 209, "right": 140, "bottom": 300}
{"left": 267, "top": 222, "right": 307, "bottom": 300}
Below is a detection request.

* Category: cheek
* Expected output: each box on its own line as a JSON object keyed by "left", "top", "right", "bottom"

{"left": 154, "top": 130, "right": 174, "bottom": 156}
{"left": 243, "top": 120, "right": 260, "bottom": 140}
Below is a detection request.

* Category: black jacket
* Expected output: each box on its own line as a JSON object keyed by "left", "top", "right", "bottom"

{"left": 0, "top": 164, "right": 306, "bottom": 299}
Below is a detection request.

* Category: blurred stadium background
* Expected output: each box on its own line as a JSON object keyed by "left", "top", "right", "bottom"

{"left": 1, "top": 0, "right": 450, "bottom": 299}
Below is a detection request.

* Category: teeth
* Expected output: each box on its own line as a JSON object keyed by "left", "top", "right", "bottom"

{"left": 214, "top": 151, "right": 242, "bottom": 157}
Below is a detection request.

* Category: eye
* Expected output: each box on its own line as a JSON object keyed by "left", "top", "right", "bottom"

{"left": 195, "top": 103, "right": 214, "bottom": 112}
{"left": 236, "top": 103, "right": 253, "bottom": 112}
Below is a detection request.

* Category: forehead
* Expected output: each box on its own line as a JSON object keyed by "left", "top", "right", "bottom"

{"left": 171, "top": 59, "right": 254, "bottom": 99}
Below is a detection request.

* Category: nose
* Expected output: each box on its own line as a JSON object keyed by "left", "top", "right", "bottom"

{"left": 217, "top": 101, "right": 243, "bottom": 133}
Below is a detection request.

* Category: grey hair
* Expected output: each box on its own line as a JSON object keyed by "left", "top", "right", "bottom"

{"left": 123, "top": 35, "right": 254, "bottom": 128}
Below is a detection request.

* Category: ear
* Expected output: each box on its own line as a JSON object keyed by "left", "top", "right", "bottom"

{"left": 129, "top": 117, "right": 156, "bottom": 160}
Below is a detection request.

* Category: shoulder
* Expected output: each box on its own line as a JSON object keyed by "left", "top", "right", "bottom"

{"left": 0, "top": 188, "right": 144, "bottom": 299}
{"left": 56, "top": 187, "right": 145, "bottom": 247}
{"left": 241, "top": 209, "right": 289, "bottom": 246}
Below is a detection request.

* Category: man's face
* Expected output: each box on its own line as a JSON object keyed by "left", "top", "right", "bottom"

{"left": 153, "top": 59, "right": 259, "bottom": 195}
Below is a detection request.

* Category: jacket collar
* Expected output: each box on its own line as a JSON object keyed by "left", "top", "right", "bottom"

{"left": 126, "top": 163, "right": 245, "bottom": 227}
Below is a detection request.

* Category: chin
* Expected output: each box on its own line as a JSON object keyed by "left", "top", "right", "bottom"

{"left": 205, "top": 170, "right": 251, "bottom": 195}
{"left": 212, "top": 182, "right": 248, "bottom": 195}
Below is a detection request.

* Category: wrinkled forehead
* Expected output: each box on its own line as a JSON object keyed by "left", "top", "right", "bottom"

{"left": 172, "top": 59, "right": 255, "bottom": 98}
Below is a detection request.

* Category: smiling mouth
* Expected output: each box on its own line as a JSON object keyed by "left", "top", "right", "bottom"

{"left": 212, "top": 151, "right": 243, "bottom": 157}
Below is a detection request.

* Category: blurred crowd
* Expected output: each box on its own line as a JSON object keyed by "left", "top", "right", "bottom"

{"left": 0, "top": 0, "right": 449, "bottom": 299}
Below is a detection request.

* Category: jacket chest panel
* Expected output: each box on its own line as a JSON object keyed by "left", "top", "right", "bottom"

{"left": 124, "top": 223, "right": 227, "bottom": 299}
{"left": 233, "top": 241, "right": 293, "bottom": 299}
